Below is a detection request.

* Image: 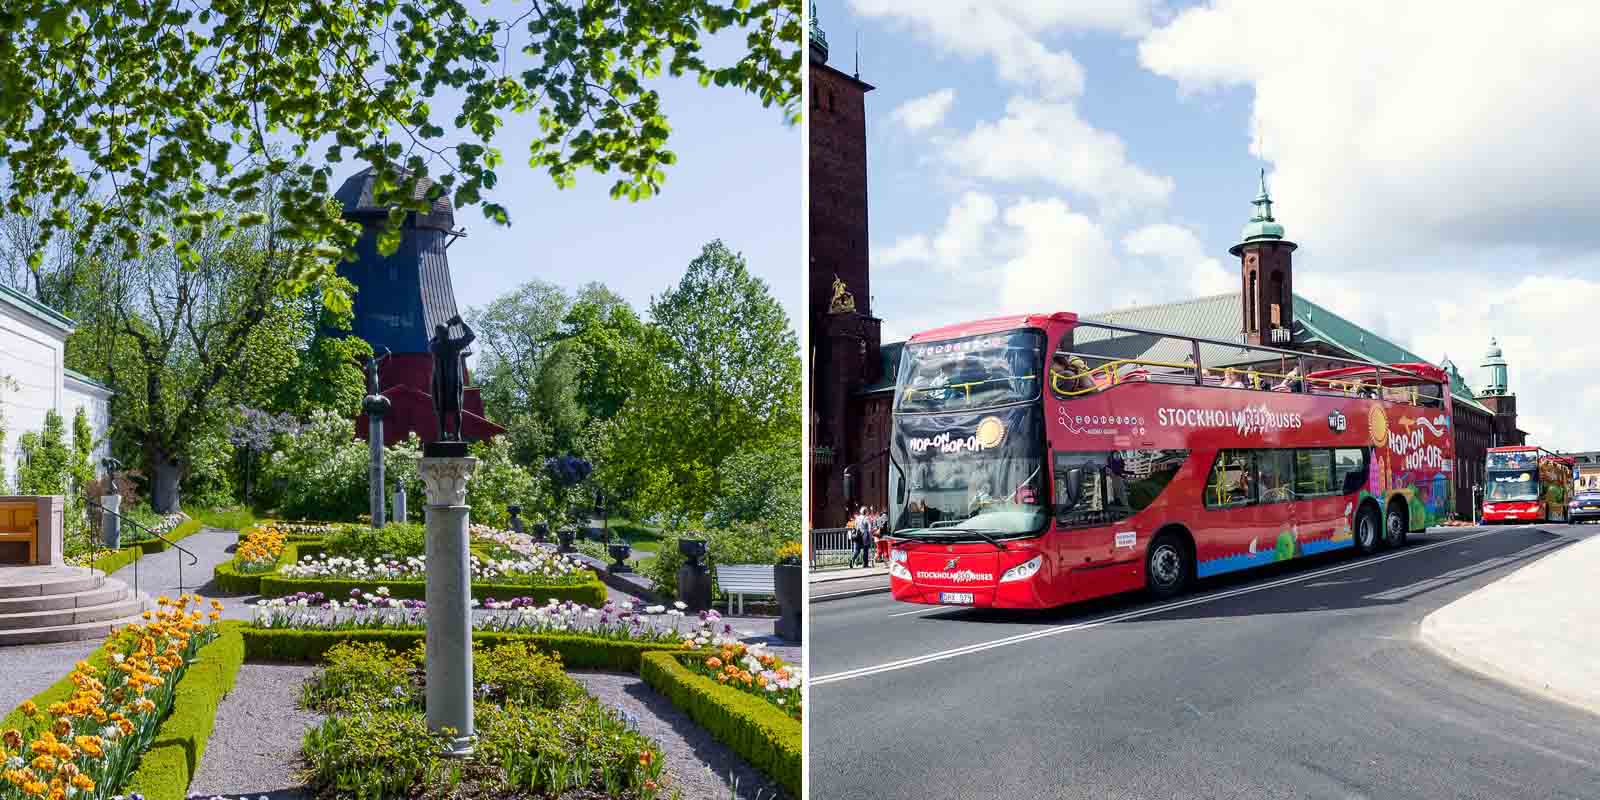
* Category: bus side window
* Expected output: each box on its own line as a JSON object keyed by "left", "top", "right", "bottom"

{"left": 1257, "top": 449, "right": 1296, "bottom": 503}
{"left": 1335, "top": 448, "right": 1368, "bottom": 494}
{"left": 1295, "top": 449, "right": 1334, "bottom": 496}
{"left": 1206, "top": 450, "right": 1255, "bottom": 508}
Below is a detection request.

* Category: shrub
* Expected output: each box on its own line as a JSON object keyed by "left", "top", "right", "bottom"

{"left": 14, "top": 409, "right": 70, "bottom": 496}
{"left": 477, "top": 699, "right": 667, "bottom": 797}
{"left": 640, "top": 651, "right": 801, "bottom": 797}
{"left": 302, "top": 710, "right": 445, "bottom": 798}
{"left": 473, "top": 640, "right": 583, "bottom": 710}
{"left": 323, "top": 520, "right": 426, "bottom": 559}
{"left": 302, "top": 640, "right": 420, "bottom": 714}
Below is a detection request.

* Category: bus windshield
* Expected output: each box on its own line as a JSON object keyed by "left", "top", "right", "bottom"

{"left": 896, "top": 329, "right": 1044, "bottom": 413}
{"left": 1486, "top": 469, "right": 1538, "bottom": 502}
{"left": 890, "top": 404, "right": 1047, "bottom": 537}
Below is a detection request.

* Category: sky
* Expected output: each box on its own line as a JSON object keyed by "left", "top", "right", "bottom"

{"left": 815, "top": 0, "right": 1600, "bottom": 452}
{"left": 420, "top": 18, "right": 802, "bottom": 336}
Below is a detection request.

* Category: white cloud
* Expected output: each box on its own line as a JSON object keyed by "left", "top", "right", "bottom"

{"left": 940, "top": 97, "right": 1175, "bottom": 213}
{"left": 849, "top": 0, "right": 1159, "bottom": 97}
{"left": 1295, "top": 268, "right": 1600, "bottom": 450}
{"left": 1122, "top": 223, "right": 1234, "bottom": 297}
{"left": 875, "top": 195, "right": 1221, "bottom": 341}
{"left": 1139, "top": 0, "right": 1600, "bottom": 262}
{"left": 890, "top": 88, "right": 957, "bottom": 131}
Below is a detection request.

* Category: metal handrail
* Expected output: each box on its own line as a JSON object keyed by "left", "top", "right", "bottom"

{"left": 87, "top": 499, "right": 199, "bottom": 596}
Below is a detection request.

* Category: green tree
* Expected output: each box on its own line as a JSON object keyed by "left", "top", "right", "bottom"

{"left": 0, "top": 1, "right": 801, "bottom": 304}
{"left": 561, "top": 285, "right": 651, "bottom": 422}
{"left": 709, "top": 443, "right": 801, "bottom": 533}
{"left": 597, "top": 239, "right": 799, "bottom": 521}
{"left": 15, "top": 409, "right": 70, "bottom": 496}
{"left": 67, "top": 178, "right": 356, "bottom": 512}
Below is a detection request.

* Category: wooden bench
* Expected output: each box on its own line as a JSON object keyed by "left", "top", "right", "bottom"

{"left": 717, "top": 564, "right": 775, "bottom": 616}
{"left": 0, "top": 501, "right": 38, "bottom": 564}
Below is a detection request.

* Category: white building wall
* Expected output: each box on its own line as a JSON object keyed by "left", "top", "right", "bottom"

{"left": 63, "top": 377, "right": 114, "bottom": 472}
{"left": 0, "top": 303, "right": 66, "bottom": 489}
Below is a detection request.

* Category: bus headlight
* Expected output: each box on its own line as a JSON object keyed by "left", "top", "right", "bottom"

{"left": 999, "top": 555, "right": 1043, "bottom": 583}
{"left": 889, "top": 561, "right": 912, "bottom": 580}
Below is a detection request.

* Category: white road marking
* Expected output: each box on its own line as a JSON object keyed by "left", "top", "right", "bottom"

{"left": 887, "top": 605, "right": 946, "bottom": 618}
{"left": 813, "top": 527, "right": 1512, "bottom": 686}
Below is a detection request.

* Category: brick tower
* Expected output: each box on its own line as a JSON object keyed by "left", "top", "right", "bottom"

{"left": 808, "top": 6, "right": 880, "bottom": 528}
{"left": 1229, "top": 171, "right": 1298, "bottom": 347}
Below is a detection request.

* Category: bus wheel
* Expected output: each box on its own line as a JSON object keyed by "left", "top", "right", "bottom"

{"left": 1383, "top": 505, "right": 1408, "bottom": 549}
{"left": 1145, "top": 533, "right": 1189, "bottom": 599}
{"left": 1355, "top": 505, "right": 1380, "bottom": 554}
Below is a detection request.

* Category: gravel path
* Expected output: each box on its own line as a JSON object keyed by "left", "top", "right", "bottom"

{"left": 573, "top": 671, "right": 788, "bottom": 800}
{"left": 110, "top": 527, "right": 263, "bottom": 620}
{"left": 188, "top": 663, "right": 322, "bottom": 799}
{"left": 0, "top": 640, "right": 102, "bottom": 713}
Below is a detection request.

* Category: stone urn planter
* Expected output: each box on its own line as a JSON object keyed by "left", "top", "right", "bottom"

{"left": 532, "top": 522, "right": 549, "bottom": 543}
{"left": 557, "top": 528, "right": 576, "bottom": 553}
{"left": 676, "top": 537, "right": 712, "bottom": 612}
{"left": 607, "top": 541, "right": 633, "bottom": 574}
{"left": 773, "top": 561, "right": 802, "bottom": 642}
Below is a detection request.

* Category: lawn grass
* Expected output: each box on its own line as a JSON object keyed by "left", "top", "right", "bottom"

{"left": 609, "top": 517, "right": 665, "bottom": 553}
{"left": 194, "top": 506, "right": 260, "bottom": 531}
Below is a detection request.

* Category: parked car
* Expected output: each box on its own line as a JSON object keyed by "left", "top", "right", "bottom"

{"left": 1569, "top": 491, "right": 1600, "bottom": 523}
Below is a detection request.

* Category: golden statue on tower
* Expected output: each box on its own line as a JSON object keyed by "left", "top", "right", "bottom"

{"left": 829, "top": 274, "right": 856, "bottom": 314}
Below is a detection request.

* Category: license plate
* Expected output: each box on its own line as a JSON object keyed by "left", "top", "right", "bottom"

{"left": 1585, "top": 505, "right": 1599, "bottom": 509}
{"left": 939, "top": 592, "right": 974, "bottom": 604}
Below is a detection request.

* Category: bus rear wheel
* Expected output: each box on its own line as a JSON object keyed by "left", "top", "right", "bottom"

{"left": 1382, "top": 504, "right": 1408, "bottom": 549}
{"left": 1145, "top": 533, "right": 1190, "bottom": 600}
{"left": 1354, "top": 505, "right": 1380, "bottom": 554}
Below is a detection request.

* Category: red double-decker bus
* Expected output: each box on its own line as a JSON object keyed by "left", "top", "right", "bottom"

{"left": 884, "top": 312, "right": 1456, "bottom": 609}
{"left": 1481, "top": 446, "right": 1573, "bottom": 524}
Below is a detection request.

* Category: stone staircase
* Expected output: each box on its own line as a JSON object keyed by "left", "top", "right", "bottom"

{"left": 0, "top": 565, "right": 150, "bottom": 645}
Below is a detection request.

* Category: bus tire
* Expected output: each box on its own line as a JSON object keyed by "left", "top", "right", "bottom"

{"left": 1354, "top": 504, "right": 1380, "bottom": 554}
{"left": 1145, "top": 531, "right": 1190, "bottom": 599}
{"left": 1382, "top": 503, "right": 1408, "bottom": 549}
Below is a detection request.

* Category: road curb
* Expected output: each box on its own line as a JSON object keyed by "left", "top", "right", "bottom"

{"left": 1417, "top": 575, "right": 1600, "bottom": 720}
{"left": 809, "top": 584, "right": 890, "bottom": 602}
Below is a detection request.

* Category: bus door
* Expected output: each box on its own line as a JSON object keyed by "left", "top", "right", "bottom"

{"left": 1292, "top": 447, "right": 1365, "bottom": 548}
{"left": 1255, "top": 449, "right": 1299, "bottom": 558}
{"left": 1203, "top": 450, "right": 1283, "bottom": 570}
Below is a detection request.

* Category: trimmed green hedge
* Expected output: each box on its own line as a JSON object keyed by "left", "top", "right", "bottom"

{"left": 212, "top": 558, "right": 269, "bottom": 594}
{"left": 241, "top": 627, "right": 686, "bottom": 672}
{"left": 640, "top": 651, "right": 802, "bottom": 797}
{"left": 123, "top": 621, "right": 247, "bottom": 800}
{"left": 2, "top": 620, "right": 247, "bottom": 800}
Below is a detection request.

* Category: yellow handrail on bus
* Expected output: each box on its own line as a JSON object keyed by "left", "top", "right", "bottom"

{"left": 1048, "top": 355, "right": 1427, "bottom": 405}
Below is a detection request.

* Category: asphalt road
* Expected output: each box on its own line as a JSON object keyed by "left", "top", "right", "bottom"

{"left": 808, "top": 524, "right": 1600, "bottom": 800}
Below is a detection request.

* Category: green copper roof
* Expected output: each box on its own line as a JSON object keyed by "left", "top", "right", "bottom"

{"left": 1240, "top": 169, "right": 1285, "bottom": 242}
{"left": 0, "top": 282, "right": 75, "bottom": 333}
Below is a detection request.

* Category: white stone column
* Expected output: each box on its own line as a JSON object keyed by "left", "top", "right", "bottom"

{"left": 393, "top": 485, "right": 407, "bottom": 523}
{"left": 419, "top": 455, "right": 478, "bottom": 756}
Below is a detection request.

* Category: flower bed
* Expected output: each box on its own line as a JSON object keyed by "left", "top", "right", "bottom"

{"left": 298, "top": 639, "right": 672, "bottom": 799}
{"left": 279, "top": 550, "right": 584, "bottom": 583}
{"left": 687, "top": 640, "right": 802, "bottom": 721}
{"left": 233, "top": 527, "right": 285, "bottom": 573}
{"left": 0, "top": 601, "right": 243, "bottom": 800}
{"left": 640, "top": 650, "right": 802, "bottom": 797}
{"left": 254, "top": 592, "right": 700, "bottom": 641}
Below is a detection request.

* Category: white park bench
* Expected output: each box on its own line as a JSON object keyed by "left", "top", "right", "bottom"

{"left": 717, "top": 564, "right": 775, "bottom": 616}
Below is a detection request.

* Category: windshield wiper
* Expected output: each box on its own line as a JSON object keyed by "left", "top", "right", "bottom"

{"left": 961, "top": 528, "right": 1008, "bottom": 550}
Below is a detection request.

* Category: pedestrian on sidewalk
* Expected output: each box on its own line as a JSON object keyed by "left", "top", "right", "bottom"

{"left": 850, "top": 506, "right": 874, "bottom": 568}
